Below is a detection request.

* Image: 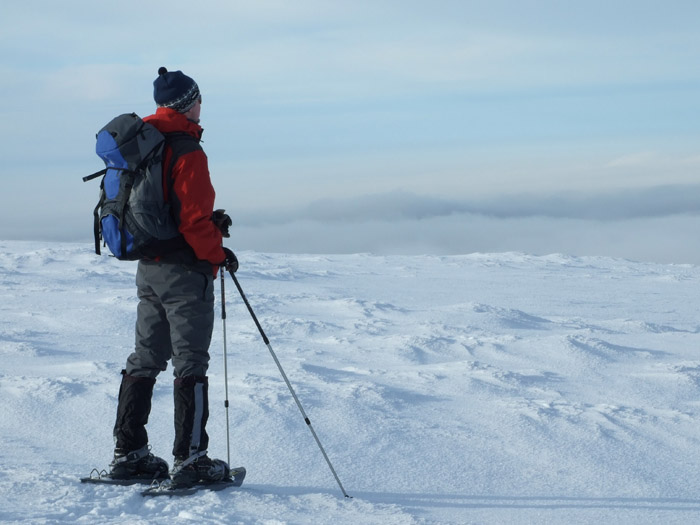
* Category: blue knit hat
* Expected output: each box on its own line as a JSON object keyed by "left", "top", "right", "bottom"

{"left": 153, "top": 67, "right": 200, "bottom": 113}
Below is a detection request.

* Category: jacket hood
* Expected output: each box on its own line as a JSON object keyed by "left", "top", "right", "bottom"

{"left": 144, "top": 107, "right": 203, "bottom": 139}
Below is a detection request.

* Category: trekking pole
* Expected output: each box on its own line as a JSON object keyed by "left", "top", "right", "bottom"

{"left": 227, "top": 268, "right": 351, "bottom": 498}
{"left": 220, "top": 265, "right": 231, "bottom": 466}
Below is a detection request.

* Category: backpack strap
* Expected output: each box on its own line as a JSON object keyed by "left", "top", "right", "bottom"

{"left": 116, "top": 172, "right": 137, "bottom": 260}
{"left": 92, "top": 183, "right": 105, "bottom": 255}
{"left": 86, "top": 167, "right": 137, "bottom": 256}
{"left": 83, "top": 168, "right": 107, "bottom": 183}
{"left": 161, "top": 132, "right": 202, "bottom": 212}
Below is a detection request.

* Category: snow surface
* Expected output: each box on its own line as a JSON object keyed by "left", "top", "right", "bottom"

{"left": 2, "top": 240, "right": 700, "bottom": 524}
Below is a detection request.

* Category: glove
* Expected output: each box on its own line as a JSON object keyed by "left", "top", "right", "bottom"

{"left": 220, "top": 247, "right": 239, "bottom": 273}
{"left": 212, "top": 209, "right": 232, "bottom": 238}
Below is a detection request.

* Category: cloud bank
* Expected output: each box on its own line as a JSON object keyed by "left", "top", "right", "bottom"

{"left": 274, "top": 185, "right": 700, "bottom": 223}
{"left": 3, "top": 184, "right": 700, "bottom": 264}
{"left": 226, "top": 185, "right": 700, "bottom": 264}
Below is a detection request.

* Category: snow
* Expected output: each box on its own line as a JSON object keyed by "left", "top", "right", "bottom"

{"left": 2, "top": 240, "right": 700, "bottom": 524}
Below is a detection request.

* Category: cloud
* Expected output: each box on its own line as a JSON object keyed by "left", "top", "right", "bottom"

{"left": 40, "top": 64, "right": 144, "bottom": 103}
{"left": 606, "top": 152, "right": 660, "bottom": 168}
{"left": 465, "top": 186, "right": 700, "bottom": 221}
{"left": 229, "top": 211, "right": 700, "bottom": 264}
{"left": 222, "top": 186, "right": 700, "bottom": 263}
{"left": 3, "top": 184, "right": 700, "bottom": 264}
{"left": 237, "top": 185, "right": 700, "bottom": 226}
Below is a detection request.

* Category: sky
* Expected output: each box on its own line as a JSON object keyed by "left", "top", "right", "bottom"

{"left": 1, "top": 0, "right": 699, "bottom": 263}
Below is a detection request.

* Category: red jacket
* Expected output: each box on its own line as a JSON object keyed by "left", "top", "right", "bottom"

{"left": 144, "top": 108, "right": 225, "bottom": 267}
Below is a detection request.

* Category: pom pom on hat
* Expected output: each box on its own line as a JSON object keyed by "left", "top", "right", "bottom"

{"left": 153, "top": 67, "right": 200, "bottom": 113}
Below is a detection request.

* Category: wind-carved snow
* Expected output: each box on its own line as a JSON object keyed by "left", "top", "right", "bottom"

{"left": 2, "top": 241, "right": 700, "bottom": 523}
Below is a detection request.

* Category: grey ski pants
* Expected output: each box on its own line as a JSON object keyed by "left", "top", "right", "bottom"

{"left": 125, "top": 260, "right": 215, "bottom": 378}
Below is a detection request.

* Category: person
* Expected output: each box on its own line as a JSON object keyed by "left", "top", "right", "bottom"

{"left": 108, "top": 67, "right": 238, "bottom": 487}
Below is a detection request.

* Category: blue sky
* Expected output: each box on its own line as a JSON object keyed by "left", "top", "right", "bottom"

{"left": 1, "top": 1, "right": 699, "bottom": 262}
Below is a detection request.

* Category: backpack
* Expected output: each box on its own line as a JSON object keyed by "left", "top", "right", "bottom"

{"left": 83, "top": 113, "right": 194, "bottom": 260}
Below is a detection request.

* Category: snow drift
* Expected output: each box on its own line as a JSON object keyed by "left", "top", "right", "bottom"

{"left": 1, "top": 241, "right": 700, "bottom": 524}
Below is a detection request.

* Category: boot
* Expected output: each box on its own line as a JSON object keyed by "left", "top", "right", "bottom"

{"left": 109, "top": 445, "right": 168, "bottom": 479}
{"left": 171, "top": 376, "right": 230, "bottom": 487}
{"left": 170, "top": 452, "right": 230, "bottom": 487}
{"left": 110, "top": 371, "right": 168, "bottom": 479}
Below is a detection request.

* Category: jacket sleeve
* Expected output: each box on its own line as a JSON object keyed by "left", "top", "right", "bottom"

{"left": 170, "top": 150, "right": 226, "bottom": 265}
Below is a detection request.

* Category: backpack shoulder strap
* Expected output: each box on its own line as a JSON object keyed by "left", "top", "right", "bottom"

{"left": 160, "top": 132, "right": 202, "bottom": 221}
{"left": 162, "top": 131, "right": 201, "bottom": 180}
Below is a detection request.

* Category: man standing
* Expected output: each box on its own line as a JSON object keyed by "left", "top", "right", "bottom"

{"left": 108, "top": 67, "right": 238, "bottom": 487}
